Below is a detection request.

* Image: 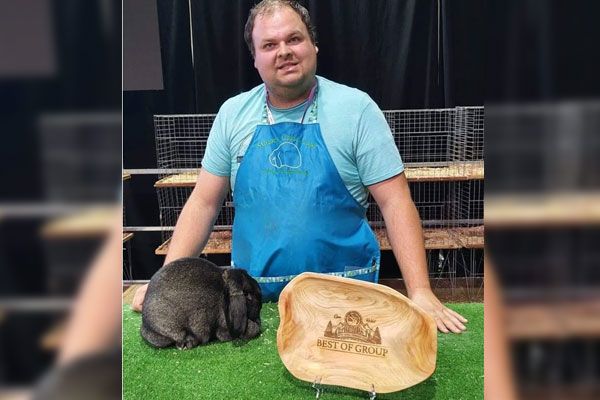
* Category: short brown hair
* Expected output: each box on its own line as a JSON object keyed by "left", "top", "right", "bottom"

{"left": 244, "top": 0, "right": 317, "bottom": 58}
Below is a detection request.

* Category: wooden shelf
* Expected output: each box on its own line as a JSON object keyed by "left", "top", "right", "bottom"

{"left": 486, "top": 192, "right": 600, "bottom": 227}
{"left": 155, "top": 230, "right": 232, "bottom": 255}
{"left": 153, "top": 162, "right": 484, "bottom": 188}
{"left": 154, "top": 172, "right": 197, "bottom": 188}
{"left": 155, "top": 226, "right": 484, "bottom": 255}
{"left": 42, "top": 208, "right": 115, "bottom": 239}
{"left": 155, "top": 239, "right": 169, "bottom": 255}
{"left": 123, "top": 232, "right": 134, "bottom": 243}
{"left": 404, "top": 161, "right": 484, "bottom": 182}
{"left": 375, "top": 226, "right": 484, "bottom": 250}
{"left": 506, "top": 300, "right": 600, "bottom": 339}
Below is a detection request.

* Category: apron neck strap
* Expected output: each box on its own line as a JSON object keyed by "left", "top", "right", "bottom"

{"left": 264, "top": 82, "right": 318, "bottom": 125}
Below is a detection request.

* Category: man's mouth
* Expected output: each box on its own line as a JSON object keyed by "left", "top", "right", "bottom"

{"left": 278, "top": 62, "right": 298, "bottom": 70}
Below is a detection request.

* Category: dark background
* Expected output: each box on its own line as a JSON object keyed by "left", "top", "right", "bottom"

{"left": 123, "top": 0, "right": 484, "bottom": 279}
{"left": 0, "top": 0, "right": 122, "bottom": 386}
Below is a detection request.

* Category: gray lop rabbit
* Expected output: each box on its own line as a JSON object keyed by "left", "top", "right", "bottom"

{"left": 140, "top": 257, "right": 262, "bottom": 349}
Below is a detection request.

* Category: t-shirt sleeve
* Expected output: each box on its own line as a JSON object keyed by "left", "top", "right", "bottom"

{"left": 201, "top": 105, "right": 231, "bottom": 177}
{"left": 355, "top": 98, "right": 404, "bottom": 186}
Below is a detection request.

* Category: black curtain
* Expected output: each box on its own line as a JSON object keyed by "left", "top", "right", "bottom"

{"left": 123, "top": 0, "right": 197, "bottom": 278}
{"left": 124, "top": 0, "right": 196, "bottom": 170}
{"left": 486, "top": 0, "right": 600, "bottom": 102}
{"left": 190, "top": 0, "right": 258, "bottom": 112}
{"left": 190, "top": 0, "right": 483, "bottom": 111}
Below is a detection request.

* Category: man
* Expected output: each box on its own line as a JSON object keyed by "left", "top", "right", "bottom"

{"left": 134, "top": 0, "right": 467, "bottom": 333}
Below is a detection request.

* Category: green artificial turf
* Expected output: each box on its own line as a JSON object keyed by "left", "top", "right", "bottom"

{"left": 123, "top": 303, "right": 483, "bottom": 399}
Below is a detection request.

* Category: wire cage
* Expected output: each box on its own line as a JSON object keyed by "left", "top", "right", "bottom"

{"left": 156, "top": 186, "right": 190, "bottom": 242}
{"left": 154, "top": 115, "right": 217, "bottom": 243}
{"left": 156, "top": 186, "right": 234, "bottom": 242}
{"left": 384, "top": 107, "right": 483, "bottom": 166}
{"left": 385, "top": 108, "right": 454, "bottom": 165}
{"left": 154, "top": 114, "right": 214, "bottom": 170}
{"left": 451, "top": 106, "right": 485, "bottom": 163}
{"left": 375, "top": 107, "right": 484, "bottom": 250}
{"left": 153, "top": 107, "right": 484, "bottom": 279}
{"left": 391, "top": 111, "right": 485, "bottom": 285}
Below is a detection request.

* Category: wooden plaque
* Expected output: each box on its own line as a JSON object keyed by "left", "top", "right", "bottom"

{"left": 277, "top": 273, "right": 437, "bottom": 393}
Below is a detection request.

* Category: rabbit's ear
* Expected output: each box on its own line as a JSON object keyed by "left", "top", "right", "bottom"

{"left": 241, "top": 269, "right": 262, "bottom": 303}
{"left": 223, "top": 269, "right": 248, "bottom": 338}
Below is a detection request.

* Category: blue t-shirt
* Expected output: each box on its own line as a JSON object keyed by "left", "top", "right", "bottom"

{"left": 201, "top": 76, "right": 404, "bottom": 208}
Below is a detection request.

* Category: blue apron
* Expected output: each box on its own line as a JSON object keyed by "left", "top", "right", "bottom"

{"left": 232, "top": 83, "right": 380, "bottom": 301}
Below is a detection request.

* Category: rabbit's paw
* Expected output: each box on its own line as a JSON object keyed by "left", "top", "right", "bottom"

{"left": 176, "top": 334, "right": 199, "bottom": 350}
{"left": 242, "top": 319, "right": 261, "bottom": 339}
{"left": 215, "top": 326, "right": 233, "bottom": 342}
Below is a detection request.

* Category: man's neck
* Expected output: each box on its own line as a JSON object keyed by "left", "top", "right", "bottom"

{"left": 266, "top": 78, "right": 317, "bottom": 109}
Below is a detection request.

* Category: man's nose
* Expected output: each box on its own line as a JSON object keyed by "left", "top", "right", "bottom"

{"left": 277, "top": 42, "right": 292, "bottom": 58}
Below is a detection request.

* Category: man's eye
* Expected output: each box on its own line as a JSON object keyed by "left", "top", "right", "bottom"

{"left": 289, "top": 37, "right": 301, "bottom": 43}
{"left": 263, "top": 43, "right": 274, "bottom": 49}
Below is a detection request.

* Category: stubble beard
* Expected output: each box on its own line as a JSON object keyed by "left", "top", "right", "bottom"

{"left": 268, "top": 67, "right": 316, "bottom": 108}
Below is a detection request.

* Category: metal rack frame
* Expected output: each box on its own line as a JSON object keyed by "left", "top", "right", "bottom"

{"left": 151, "top": 107, "right": 484, "bottom": 287}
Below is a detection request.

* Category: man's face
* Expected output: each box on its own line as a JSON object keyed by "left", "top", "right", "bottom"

{"left": 252, "top": 7, "right": 318, "bottom": 94}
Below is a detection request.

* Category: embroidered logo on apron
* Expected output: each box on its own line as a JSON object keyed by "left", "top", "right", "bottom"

{"left": 269, "top": 142, "right": 302, "bottom": 169}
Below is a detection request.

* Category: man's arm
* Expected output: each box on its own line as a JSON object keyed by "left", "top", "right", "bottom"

{"left": 131, "top": 169, "right": 229, "bottom": 311}
{"left": 368, "top": 172, "right": 467, "bottom": 333}
{"left": 163, "top": 169, "right": 230, "bottom": 264}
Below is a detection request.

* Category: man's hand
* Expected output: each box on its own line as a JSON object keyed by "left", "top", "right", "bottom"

{"left": 131, "top": 284, "right": 148, "bottom": 312}
{"left": 409, "top": 288, "right": 468, "bottom": 333}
